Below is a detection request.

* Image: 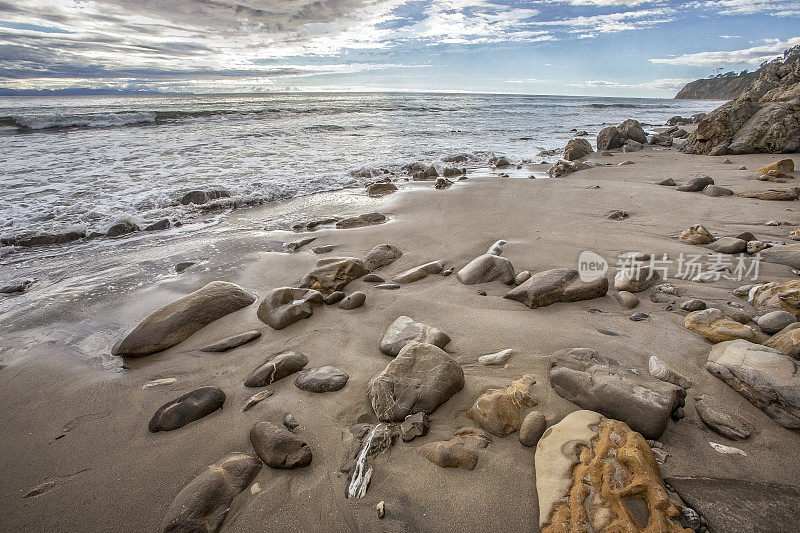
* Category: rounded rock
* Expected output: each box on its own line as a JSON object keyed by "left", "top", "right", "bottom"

{"left": 338, "top": 291, "right": 366, "bottom": 310}
{"left": 757, "top": 311, "right": 798, "bottom": 335}
{"left": 519, "top": 411, "right": 547, "bottom": 447}
{"left": 295, "top": 366, "right": 349, "bottom": 392}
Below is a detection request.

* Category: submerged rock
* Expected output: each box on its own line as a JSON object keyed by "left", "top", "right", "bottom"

{"left": 180, "top": 190, "right": 230, "bottom": 205}
{"left": 256, "top": 287, "right": 324, "bottom": 330}
{"left": 249, "top": 421, "right": 312, "bottom": 469}
{"left": 379, "top": 316, "right": 450, "bottom": 356}
{"left": 504, "top": 268, "right": 608, "bottom": 309}
{"left": 148, "top": 387, "right": 226, "bottom": 433}
{"left": 244, "top": 351, "right": 308, "bottom": 387}
{"left": 113, "top": 281, "right": 256, "bottom": 357}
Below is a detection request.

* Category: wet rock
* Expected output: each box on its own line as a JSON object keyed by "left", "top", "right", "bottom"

{"left": 478, "top": 348, "right": 513, "bottom": 365}
{"left": 8, "top": 230, "right": 85, "bottom": 247}
{"left": 244, "top": 351, "right": 308, "bottom": 387}
{"left": 702, "top": 184, "right": 734, "bottom": 197}
{"left": 106, "top": 220, "right": 140, "bottom": 238}
{"left": 180, "top": 190, "right": 230, "bottom": 205}
{"left": 284, "top": 237, "right": 316, "bottom": 252}
{"left": 295, "top": 366, "right": 349, "bottom": 392}
{"left": 366, "top": 183, "right": 398, "bottom": 197}
{"left": 596, "top": 126, "right": 624, "bottom": 150}
{"left": 299, "top": 257, "right": 368, "bottom": 294}
{"left": 393, "top": 260, "right": 445, "bottom": 283}
{"left": 548, "top": 349, "right": 685, "bottom": 439}
{"left": 160, "top": 453, "right": 261, "bottom": 533}
{"left": 336, "top": 213, "right": 387, "bottom": 229}
{"left": 400, "top": 412, "right": 430, "bottom": 442}
{"left": 681, "top": 299, "right": 707, "bottom": 312}
{"left": 676, "top": 175, "right": 714, "bottom": 192}
{"left": 379, "top": 315, "right": 450, "bottom": 356}
{"left": 518, "top": 411, "right": 546, "bottom": 447}
{"left": 707, "top": 339, "right": 800, "bottom": 429}
{"left": 324, "top": 291, "right": 345, "bottom": 305}
{"left": 369, "top": 341, "right": 464, "bottom": 422}
{"left": 695, "top": 399, "right": 751, "bottom": 440}
{"left": 434, "top": 178, "right": 453, "bottom": 189}
{"left": 249, "top": 421, "right": 312, "bottom": 469}
{"left": 648, "top": 356, "right": 692, "bottom": 389}
{"left": 757, "top": 310, "right": 798, "bottom": 335}
{"left": 563, "top": 138, "right": 593, "bottom": 161}
{"left": 467, "top": 375, "right": 536, "bottom": 436}
{"left": 679, "top": 224, "right": 714, "bottom": 245}
{"left": 113, "top": 281, "right": 256, "bottom": 357}
{"left": 764, "top": 323, "right": 800, "bottom": 359}
{"left": 504, "top": 268, "right": 608, "bottom": 309}
{"left": 747, "top": 240, "right": 768, "bottom": 254}
{"left": 684, "top": 308, "right": 762, "bottom": 343}
{"left": 492, "top": 156, "right": 511, "bottom": 167}
{"left": 614, "top": 265, "right": 660, "bottom": 293}
{"left": 618, "top": 119, "right": 647, "bottom": 144}
{"left": 658, "top": 178, "right": 677, "bottom": 186}
{"left": 175, "top": 261, "right": 195, "bottom": 273}
{"left": 256, "top": 287, "right": 324, "bottom": 330}
{"left": 707, "top": 236, "right": 747, "bottom": 254}
{"left": 0, "top": 279, "right": 33, "bottom": 294}
{"left": 536, "top": 410, "right": 685, "bottom": 531}
{"left": 613, "top": 291, "right": 640, "bottom": 309}
{"left": 363, "top": 244, "right": 402, "bottom": 271}
{"left": 144, "top": 219, "right": 170, "bottom": 232}
{"left": 200, "top": 330, "right": 261, "bottom": 352}
{"left": 737, "top": 188, "right": 800, "bottom": 201}
{"left": 547, "top": 160, "right": 594, "bottom": 178}
{"left": 456, "top": 254, "right": 515, "bottom": 285}
{"left": 338, "top": 291, "right": 366, "bottom": 310}
{"left": 148, "top": 387, "right": 226, "bottom": 433}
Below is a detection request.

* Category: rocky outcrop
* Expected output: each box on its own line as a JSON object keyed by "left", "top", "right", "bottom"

{"left": 112, "top": 281, "right": 256, "bottom": 357}
{"left": 675, "top": 71, "right": 758, "bottom": 100}
{"left": 148, "top": 387, "right": 226, "bottom": 433}
{"left": 504, "top": 268, "right": 608, "bottom": 309}
{"left": 368, "top": 341, "right": 464, "bottom": 422}
{"left": 379, "top": 316, "right": 450, "bottom": 356}
{"left": 256, "top": 287, "right": 324, "bottom": 330}
{"left": 535, "top": 410, "right": 686, "bottom": 532}
{"left": 764, "top": 323, "right": 800, "bottom": 359}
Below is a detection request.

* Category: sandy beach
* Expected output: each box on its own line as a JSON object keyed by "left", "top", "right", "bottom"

{"left": 2, "top": 134, "right": 800, "bottom": 531}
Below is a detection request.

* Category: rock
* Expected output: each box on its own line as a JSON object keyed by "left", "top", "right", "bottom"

{"left": 648, "top": 133, "right": 673, "bottom": 146}
{"left": 563, "top": 138, "right": 593, "bottom": 161}
{"left": 504, "top": 268, "right": 608, "bottom": 309}
{"left": 376, "top": 501, "right": 385, "bottom": 519}
{"left": 379, "top": 316, "right": 450, "bottom": 356}
{"left": 596, "top": 126, "right": 624, "bottom": 150}
{"left": 366, "top": 183, "right": 397, "bottom": 197}
{"left": 648, "top": 356, "right": 692, "bottom": 389}
{"left": 180, "top": 190, "right": 229, "bottom": 205}
{"left": 299, "top": 257, "right": 368, "bottom": 294}
{"left": 676, "top": 175, "right": 714, "bottom": 192}
{"left": 200, "top": 330, "right": 261, "bottom": 352}
{"left": 707, "top": 339, "right": 800, "bottom": 429}
{"left": 335, "top": 213, "right": 387, "bottom": 229}
{"left": 618, "top": 119, "right": 647, "bottom": 143}
{"left": 623, "top": 140, "right": 643, "bottom": 153}
{"left": 362, "top": 244, "right": 402, "bottom": 271}
{"left": 369, "top": 341, "right": 464, "bottom": 421}
{"left": 8, "top": 230, "right": 85, "bottom": 247}
{"left": 518, "top": 411, "right": 546, "bottom": 447}
{"left": 363, "top": 274, "right": 384, "bottom": 282}
{"left": 492, "top": 156, "right": 511, "bottom": 167}
{"left": 486, "top": 239, "right": 507, "bottom": 255}
{"left": 685, "top": 308, "right": 762, "bottom": 343}
{"left": 106, "top": 220, "right": 140, "bottom": 238}
{"left": 736, "top": 231, "right": 757, "bottom": 242}
{"left": 535, "top": 410, "right": 686, "bottom": 531}
{"left": 244, "top": 351, "right": 308, "bottom": 387}
{"left": 695, "top": 399, "right": 751, "bottom": 440}
{"left": 374, "top": 283, "right": 400, "bottom": 290}
{"left": 757, "top": 310, "right": 798, "bottom": 334}
{"left": 312, "top": 245, "right": 334, "bottom": 254}
{"left": 294, "top": 366, "right": 349, "bottom": 392}
{"left": 440, "top": 268, "right": 453, "bottom": 276}
{"left": 617, "top": 160, "right": 635, "bottom": 166}
{"left": 747, "top": 240, "right": 768, "bottom": 254}
{"left": 143, "top": 219, "right": 170, "bottom": 232}
{"left": 338, "top": 291, "right": 366, "bottom": 310}
{"left": 760, "top": 245, "right": 800, "bottom": 270}
{"left": 443, "top": 153, "right": 471, "bottom": 163}
{"left": 113, "top": 282, "right": 256, "bottom": 357}
{"left": 284, "top": 237, "right": 316, "bottom": 252}
{"left": 478, "top": 348, "right": 513, "bottom": 365}
{"left": 0, "top": 279, "right": 33, "bottom": 294}
{"left": 242, "top": 390, "right": 273, "bottom": 412}
{"left": 283, "top": 414, "right": 299, "bottom": 431}
{"left": 467, "top": 375, "right": 536, "bottom": 436}
{"left": 256, "top": 287, "right": 324, "bottom": 330}
{"left": 606, "top": 210, "right": 629, "bottom": 220}
{"left": 393, "top": 260, "right": 445, "bottom": 283}
{"left": 710, "top": 145, "right": 728, "bottom": 156}
{"left": 757, "top": 159, "right": 794, "bottom": 175}
{"left": 159, "top": 453, "right": 261, "bottom": 533}
{"left": 174, "top": 261, "right": 195, "bottom": 273}
{"left": 456, "top": 254, "right": 515, "bottom": 285}
{"left": 657, "top": 178, "right": 677, "bottom": 186}
{"left": 548, "top": 351, "right": 684, "bottom": 439}
{"left": 764, "top": 323, "right": 800, "bottom": 359}
{"left": 671, "top": 128, "right": 688, "bottom": 138}
{"left": 738, "top": 187, "right": 800, "bottom": 200}
{"left": 514, "top": 270, "right": 531, "bottom": 284}
{"left": 614, "top": 266, "right": 660, "bottom": 293}
{"left": 707, "top": 236, "right": 747, "bottom": 254}
{"left": 702, "top": 184, "right": 734, "bottom": 197}
{"left": 547, "top": 159, "right": 593, "bottom": 178}
{"left": 249, "top": 421, "right": 312, "bottom": 469}
{"left": 434, "top": 178, "right": 453, "bottom": 189}
{"left": 681, "top": 299, "right": 707, "bottom": 312}
{"left": 324, "top": 291, "right": 345, "bottom": 305}
{"left": 148, "top": 387, "right": 226, "bottom": 433}
{"left": 792, "top": 229, "right": 800, "bottom": 241}
{"left": 613, "top": 291, "right": 639, "bottom": 309}
{"left": 748, "top": 280, "right": 800, "bottom": 317}
{"left": 400, "top": 412, "right": 430, "bottom": 441}
{"left": 679, "top": 224, "right": 714, "bottom": 244}
{"left": 417, "top": 437, "right": 479, "bottom": 470}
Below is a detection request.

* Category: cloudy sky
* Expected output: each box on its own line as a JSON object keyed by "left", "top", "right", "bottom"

{"left": 1, "top": 0, "right": 798, "bottom": 96}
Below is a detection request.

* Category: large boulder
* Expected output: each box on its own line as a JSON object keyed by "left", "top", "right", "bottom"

{"left": 379, "top": 316, "right": 450, "bottom": 356}
{"left": 764, "top": 323, "right": 800, "bottom": 359}
{"left": 685, "top": 308, "right": 762, "bottom": 343}
{"left": 706, "top": 339, "right": 800, "bottom": 429}
{"left": 613, "top": 266, "right": 660, "bottom": 293}
{"left": 148, "top": 387, "right": 226, "bottom": 433}
{"left": 256, "top": 287, "right": 324, "bottom": 330}
{"left": 160, "top": 453, "right": 261, "bottom": 533}
{"left": 299, "top": 257, "right": 368, "bottom": 294}
{"left": 548, "top": 349, "right": 684, "bottom": 439}
{"left": 112, "top": 281, "right": 256, "bottom": 357}
{"left": 596, "top": 126, "right": 624, "bottom": 151}
{"left": 535, "top": 410, "right": 685, "bottom": 532}
{"left": 456, "top": 254, "right": 515, "bottom": 285}
{"left": 504, "top": 268, "right": 608, "bottom": 309}
{"left": 249, "top": 421, "right": 312, "bottom": 469}
{"left": 244, "top": 351, "right": 308, "bottom": 387}
{"left": 757, "top": 159, "right": 795, "bottom": 175}
{"left": 362, "top": 244, "right": 402, "bottom": 271}
{"left": 747, "top": 280, "right": 800, "bottom": 317}
{"left": 617, "top": 119, "right": 647, "bottom": 144}
{"left": 728, "top": 99, "right": 800, "bottom": 154}
{"left": 368, "top": 341, "right": 464, "bottom": 422}
{"left": 563, "top": 138, "right": 593, "bottom": 161}
{"left": 466, "top": 375, "right": 536, "bottom": 436}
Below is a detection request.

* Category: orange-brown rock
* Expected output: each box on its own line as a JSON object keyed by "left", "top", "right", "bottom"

{"left": 748, "top": 281, "right": 800, "bottom": 318}
{"left": 535, "top": 410, "right": 688, "bottom": 532}
{"left": 466, "top": 375, "right": 536, "bottom": 436}
{"left": 678, "top": 224, "right": 713, "bottom": 245}
{"left": 417, "top": 428, "right": 491, "bottom": 470}
{"left": 756, "top": 159, "right": 795, "bottom": 175}
{"left": 684, "top": 308, "right": 762, "bottom": 343}
{"left": 764, "top": 323, "right": 800, "bottom": 359}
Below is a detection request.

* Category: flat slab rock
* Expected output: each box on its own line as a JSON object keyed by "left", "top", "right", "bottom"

{"left": 504, "top": 268, "right": 608, "bottom": 309}
{"left": 113, "top": 281, "right": 256, "bottom": 357}
{"left": 379, "top": 315, "right": 450, "bottom": 357}
{"left": 256, "top": 287, "right": 323, "bottom": 330}
{"left": 148, "top": 387, "right": 226, "bottom": 433}
{"left": 249, "top": 421, "right": 312, "bottom": 469}
{"left": 393, "top": 260, "right": 445, "bottom": 283}
{"left": 244, "top": 351, "right": 308, "bottom": 387}
{"left": 160, "top": 453, "right": 261, "bottom": 533}
{"left": 548, "top": 349, "right": 684, "bottom": 440}
{"left": 199, "top": 330, "right": 261, "bottom": 352}
{"left": 294, "top": 366, "right": 349, "bottom": 392}
{"left": 369, "top": 341, "right": 464, "bottom": 422}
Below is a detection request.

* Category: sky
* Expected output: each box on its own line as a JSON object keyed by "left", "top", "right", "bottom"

{"left": 0, "top": 0, "right": 799, "bottom": 97}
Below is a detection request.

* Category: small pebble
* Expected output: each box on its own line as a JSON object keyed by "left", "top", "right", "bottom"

{"left": 376, "top": 501, "right": 385, "bottom": 519}
{"left": 375, "top": 283, "right": 401, "bottom": 290}
{"left": 477, "top": 290, "right": 487, "bottom": 296}
{"left": 629, "top": 312, "right": 649, "bottom": 321}
{"left": 440, "top": 268, "right": 454, "bottom": 277}
{"left": 283, "top": 413, "right": 299, "bottom": 431}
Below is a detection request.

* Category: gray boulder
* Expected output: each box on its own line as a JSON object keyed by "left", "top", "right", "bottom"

{"left": 200, "top": 330, "right": 261, "bottom": 353}
{"left": 505, "top": 268, "right": 608, "bottom": 309}
{"left": 456, "top": 254, "right": 515, "bottom": 285}
{"left": 758, "top": 310, "right": 798, "bottom": 335}
{"left": 363, "top": 244, "right": 402, "bottom": 271}
{"left": 596, "top": 126, "right": 624, "bottom": 151}
{"left": 295, "top": 366, "right": 349, "bottom": 392}
{"left": 695, "top": 399, "right": 751, "bottom": 440}
{"left": 563, "top": 138, "right": 593, "bottom": 161}
{"left": 379, "top": 316, "right": 450, "bottom": 356}
{"left": 702, "top": 185, "right": 734, "bottom": 197}
{"left": 707, "top": 236, "right": 747, "bottom": 254}
{"left": 675, "top": 175, "right": 714, "bottom": 192}
{"left": 299, "top": 257, "right": 368, "bottom": 294}
{"left": 256, "top": 287, "right": 324, "bottom": 330}
{"left": 148, "top": 387, "right": 226, "bottom": 433}
{"left": 180, "top": 190, "right": 230, "bottom": 205}
{"left": 249, "top": 421, "right": 312, "bottom": 469}
{"left": 244, "top": 351, "right": 308, "bottom": 387}
{"left": 618, "top": 119, "right": 647, "bottom": 144}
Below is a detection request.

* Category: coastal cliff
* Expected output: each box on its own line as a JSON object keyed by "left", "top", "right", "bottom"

{"left": 675, "top": 71, "right": 757, "bottom": 100}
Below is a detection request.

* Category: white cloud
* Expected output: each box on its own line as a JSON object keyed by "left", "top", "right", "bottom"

{"left": 531, "top": 8, "right": 676, "bottom": 34}
{"left": 565, "top": 78, "right": 695, "bottom": 90}
{"left": 650, "top": 36, "right": 800, "bottom": 66}
{"left": 504, "top": 78, "right": 544, "bottom": 83}
{"left": 698, "top": 0, "right": 800, "bottom": 17}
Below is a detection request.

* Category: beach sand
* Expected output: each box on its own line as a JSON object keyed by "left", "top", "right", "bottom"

{"left": 2, "top": 143, "right": 800, "bottom": 532}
